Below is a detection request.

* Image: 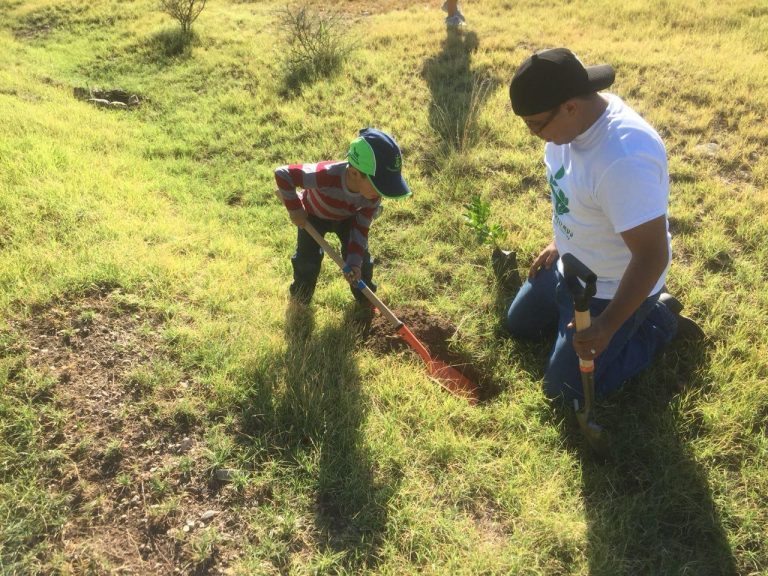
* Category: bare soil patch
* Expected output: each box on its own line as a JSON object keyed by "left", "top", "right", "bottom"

{"left": 14, "top": 288, "right": 246, "bottom": 575}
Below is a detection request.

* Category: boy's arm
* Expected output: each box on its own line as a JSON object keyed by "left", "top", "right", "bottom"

{"left": 274, "top": 165, "right": 302, "bottom": 209}
{"left": 274, "top": 164, "right": 312, "bottom": 225}
{"left": 345, "top": 206, "right": 376, "bottom": 269}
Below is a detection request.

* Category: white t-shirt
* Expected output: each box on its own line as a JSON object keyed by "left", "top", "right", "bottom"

{"left": 549, "top": 94, "right": 671, "bottom": 299}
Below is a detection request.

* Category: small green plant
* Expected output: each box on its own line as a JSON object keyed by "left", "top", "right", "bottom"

{"left": 73, "top": 436, "right": 93, "bottom": 459}
{"left": 116, "top": 472, "right": 132, "bottom": 490}
{"left": 203, "top": 426, "right": 236, "bottom": 472}
{"left": 145, "top": 496, "right": 182, "bottom": 534}
{"left": 462, "top": 194, "right": 506, "bottom": 247}
{"left": 177, "top": 455, "right": 194, "bottom": 483}
{"left": 159, "top": 0, "right": 206, "bottom": 36}
{"left": 76, "top": 309, "right": 96, "bottom": 325}
{"left": 278, "top": 4, "right": 354, "bottom": 91}
{"left": 104, "top": 439, "right": 122, "bottom": 461}
{"left": 149, "top": 473, "right": 170, "bottom": 500}
{"left": 190, "top": 527, "right": 220, "bottom": 568}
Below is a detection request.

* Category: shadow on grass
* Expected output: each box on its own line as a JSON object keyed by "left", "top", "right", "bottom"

{"left": 492, "top": 254, "right": 522, "bottom": 322}
{"left": 421, "top": 26, "right": 497, "bottom": 156}
{"left": 145, "top": 27, "right": 195, "bottom": 62}
{"left": 236, "top": 301, "right": 393, "bottom": 569}
{"left": 278, "top": 61, "right": 341, "bottom": 99}
{"left": 502, "top": 304, "right": 737, "bottom": 573}
{"left": 279, "top": 62, "right": 314, "bottom": 97}
{"left": 568, "top": 340, "right": 737, "bottom": 575}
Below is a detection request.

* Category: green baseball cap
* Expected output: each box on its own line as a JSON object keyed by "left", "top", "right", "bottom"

{"left": 347, "top": 128, "right": 411, "bottom": 198}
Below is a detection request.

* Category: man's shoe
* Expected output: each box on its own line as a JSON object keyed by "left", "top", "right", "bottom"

{"left": 659, "top": 293, "right": 706, "bottom": 341}
{"left": 445, "top": 13, "right": 466, "bottom": 26}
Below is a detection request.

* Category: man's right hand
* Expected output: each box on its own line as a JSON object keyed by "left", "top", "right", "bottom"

{"left": 529, "top": 241, "right": 559, "bottom": 278}
{"left": 289, "top": 209, "right": 308, "bottom": 228}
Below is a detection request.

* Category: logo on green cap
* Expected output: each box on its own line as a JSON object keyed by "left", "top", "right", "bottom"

{"left": 387, "top": 155, "right": 402, "bottom": 172}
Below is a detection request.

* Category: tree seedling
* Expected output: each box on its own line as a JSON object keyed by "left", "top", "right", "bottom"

{"left": 463, "top": 195, "right": 518, "bottom": 290}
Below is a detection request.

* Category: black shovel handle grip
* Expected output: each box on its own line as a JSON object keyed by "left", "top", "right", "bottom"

{"left": 561, "top": 253, "right": 597, "bottom": 312}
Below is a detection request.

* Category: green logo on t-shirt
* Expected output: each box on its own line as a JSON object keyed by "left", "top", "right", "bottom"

{"left": 549, "top": 165, "right": 569, "bottom": 215}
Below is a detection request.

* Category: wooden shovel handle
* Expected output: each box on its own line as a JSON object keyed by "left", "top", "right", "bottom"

{"left": 302, "top": 222, "right": 401, "bottom": 327}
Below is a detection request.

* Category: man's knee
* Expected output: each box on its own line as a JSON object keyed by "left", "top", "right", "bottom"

{"left": 503, "top": 275, "right": 559, "bottom": 339}
{"left": 503, "top": 310, "right": 528, "bottom": 338}
{"left": 504, "top": 292, "right": 540, "bottom": 338}
{"left": 504, "top": 308, "right": 554, "bottom": 339}
{"left": 543, "top": 373, "right": 566, "bottom": 401}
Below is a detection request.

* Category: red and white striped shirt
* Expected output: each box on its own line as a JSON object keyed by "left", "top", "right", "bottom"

{"left": 275, "top": 161, "right": 380, "bottom": 268}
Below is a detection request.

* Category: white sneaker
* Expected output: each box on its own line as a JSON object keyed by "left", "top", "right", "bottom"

{"left": 445, "top": 13, "right": 466, "bottom": 26}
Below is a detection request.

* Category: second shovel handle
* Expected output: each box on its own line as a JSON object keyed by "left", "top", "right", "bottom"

{"left": 574, "top": 308, "right": 591, "bottom": 332}
{"left": 574, "top": 309, "right": 595, "bottom": 365}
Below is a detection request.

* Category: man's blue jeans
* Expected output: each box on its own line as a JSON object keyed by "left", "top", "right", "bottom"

{"left": 504, "top": 265, "right": 677, "bottom": 402}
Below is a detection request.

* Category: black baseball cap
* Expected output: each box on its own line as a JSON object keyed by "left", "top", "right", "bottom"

{"left": 509, "top": 48, "right": 615, "bottom": 116}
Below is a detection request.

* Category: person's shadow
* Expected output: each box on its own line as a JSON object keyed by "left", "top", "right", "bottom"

{"left": 560, "top": 339, "right": 738, "bottom": 575}
{"left": 235, "top": 302, "right": 395, "bottom": 569}
{"left": 421, "top": 25, "right": 496, "bottom": 157}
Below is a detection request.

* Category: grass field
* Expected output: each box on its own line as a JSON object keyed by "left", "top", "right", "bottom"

{"left": 1, "top": 0, "right": 767, "bottom": 574}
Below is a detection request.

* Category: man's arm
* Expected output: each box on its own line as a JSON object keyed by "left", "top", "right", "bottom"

{"left": 571, "top": 215, "right": 669, "bottom": 359}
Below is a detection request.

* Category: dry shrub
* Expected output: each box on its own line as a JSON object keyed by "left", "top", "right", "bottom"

{"left": 159, "top": 0, "right": 206, "bottom": 35}
{"left": 278, "top": 4, "right": 354, "bottom": 92}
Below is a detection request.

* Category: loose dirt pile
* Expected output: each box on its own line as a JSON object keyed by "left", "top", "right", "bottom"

{"left": 364, "top": 305, "right": 487, "bottom": 393}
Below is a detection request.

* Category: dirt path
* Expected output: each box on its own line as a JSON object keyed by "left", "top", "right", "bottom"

{"left": 17, "top": 289, "right": 244, "bottom": 574}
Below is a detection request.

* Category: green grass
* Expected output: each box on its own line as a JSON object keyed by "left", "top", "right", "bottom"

{"left": 1, "top": 0, "right": 767, "bottom": 574}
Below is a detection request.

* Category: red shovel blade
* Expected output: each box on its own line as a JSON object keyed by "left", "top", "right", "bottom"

{"left": 397, "top": 325, "right": 479, "bottom": 404}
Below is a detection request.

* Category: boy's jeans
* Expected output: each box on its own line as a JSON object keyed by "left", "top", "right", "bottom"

{"left": 290, "top": 215, "right": 375, "bottom": 304}
{"left": 504, "top": 265, "right": 677, "bottom": 402}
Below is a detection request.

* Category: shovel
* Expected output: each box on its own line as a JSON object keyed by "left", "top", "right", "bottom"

{"left": 561, "top": 253, "right": 609, "bottom": 455}
{"left": 302, "top": 221, "right": 478, "bottom": 404}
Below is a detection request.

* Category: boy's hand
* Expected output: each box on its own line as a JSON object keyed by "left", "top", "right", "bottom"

{"left": 289, "top": 209, "right": 308, "bottom": 228}
{"left": 344, "top": 266, "right": 362, "bottom": 284}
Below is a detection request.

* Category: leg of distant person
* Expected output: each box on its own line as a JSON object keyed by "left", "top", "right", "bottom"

{"left": 443, "top": 0, "right": 465, "bottom": 25}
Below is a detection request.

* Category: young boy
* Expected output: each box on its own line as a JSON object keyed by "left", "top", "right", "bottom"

{"left": 275, "top": 128, "right": 411, "bottom": 305}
